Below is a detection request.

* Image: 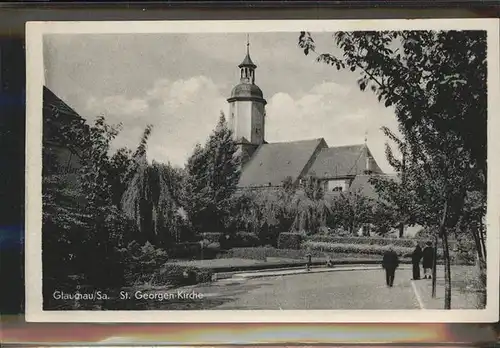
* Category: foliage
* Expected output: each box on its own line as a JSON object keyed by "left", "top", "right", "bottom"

{"left": 370, "top": 200, "right": 398, "bottom": 235}
{"left": 222, "top": 246, "right": 382, "bottom": 261}
{"left": 200, "top": 232, "right": 223, "bottom": 243}
{"left": 43, "top": 115, "right": 139, "bottom": 290}
{"left": 169, "top": 242, "right": 203, "bottom": 260}
{"left": 231, "top": 187, "right": 294, "bottom": 245}
{"left": 298, "top": 30, "right": 486, "bottom": 184}
{"left": 184, "top": 113, "right": 240, "bottom": 233}
{"left": 299, "top": 29, "right": 487, "bottom": 308}
{"left": 155, "top": 264, "right": 213, "bottom": 286}
{"left": 120, "top": 126, "right": 190, "bottom": 247}
{"left": 278, "top": 232, "right": 305, "bottom": 250}
{"left": 231, "top": 231, "right": 261, "bottom": 248}
{"left": 304, "top": 241, "right": 415, "bottom": 258}
{"left": 306, "top": 235, "right": 422, "bottom": 248}
{"left": 290, "top": 176, "right": 331, "bottom": 233}
{"left": 328, "top": 189, "right": 373, "bottom": 234}
{"left": 118, "top": 241, "right": 169, "bottom": 285}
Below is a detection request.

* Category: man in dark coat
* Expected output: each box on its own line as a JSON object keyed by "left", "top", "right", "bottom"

{"left": 411, "top": 243, "right": 423, "bottom": 280}
{"left": 421, "top": 241, "right": 434, "bottom": 279}
{"left": 382, "top": 246, "right": 400, "bottom": 287}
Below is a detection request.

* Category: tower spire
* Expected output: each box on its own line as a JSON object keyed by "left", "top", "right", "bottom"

{"left": 246, "top": 33, "right": 250, "bottom": 55}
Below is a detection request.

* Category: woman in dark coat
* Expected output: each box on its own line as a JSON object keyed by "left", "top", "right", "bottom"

{"left": 421, "top": 241, "right": 434, "bottom": 279}
{"left": 411, "top": 243, "right": 422, "bottom": 280}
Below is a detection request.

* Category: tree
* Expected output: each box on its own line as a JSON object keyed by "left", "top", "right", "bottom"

{"left": 43, "top": 115, "right": 135, "bottom": 291}
{"left": 184, "top": 113, "right": 240, "bottom": 233}
{"left": 121, "top": 126, "right": 188, "bottom": 247}
{"left": 369, "top": 126, "right": 420, "bottom": 238}
{"left": 290, "top": 175, "right": 331, "bottom": 234}
{"left": 299, "top": 30, "right": 487, "bottom": 308}
{"left": 329, "top": 189, "right": 373, "bottom": 235}
{"left": 298, "top": 30, "right": 486, "bottom": 187}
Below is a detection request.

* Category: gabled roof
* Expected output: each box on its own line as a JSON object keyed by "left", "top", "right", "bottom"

{"left": 307, "top": 144, "right": 383, "bottom": 179}
{"left": 349, "top": 174, "right": 392, "bottom": 201}
{"left": 43, "top": 86, "right": 83, "bottom": 121}
{"left": 325, "top": 173, "right": 398, "bottom": 201}
{"left": 238, "top": 138, "right": 326, "bottom": 188}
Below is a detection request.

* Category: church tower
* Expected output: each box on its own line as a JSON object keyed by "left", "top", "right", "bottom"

{"left": 227, "top": 37, "right": 267, "bottom": 165}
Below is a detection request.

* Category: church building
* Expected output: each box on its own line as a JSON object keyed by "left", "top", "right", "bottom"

{"left": 228, "top": 42, "right": 386, "bottom": 197}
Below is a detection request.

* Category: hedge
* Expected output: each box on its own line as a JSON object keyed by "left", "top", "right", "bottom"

{"left": 303, "top": 241, "right": 416, "bottom": 257}
{"left": 233, "top": 231, "right": 260, "bottom": 247}
{"left": 278, "top": 232, "right": 304, "bottom": 250}
{"left": 307, "top": 235, "right": 422, "bottom": 248}
{"left": 155, "top": 264, "right": 213, "bottom": 286}
{"left": 169, "top": 242, "right": 203, "bottom": 259}
{"left": 306, "top": 235, "right": 459, "bottom": 249}
{"left": 203, "top": 231, "right": 260, "bottom": 249}
{"left": 221, "top": 247, "right": 385, "bottom": 261}
{"left": 223, "top": 247, "right": 308, "bottom": 261}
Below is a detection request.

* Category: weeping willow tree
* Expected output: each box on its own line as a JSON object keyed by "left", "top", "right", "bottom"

{"left": 121, "top": 126, "right": 187, "bottom": 247}
{"left": 290, "top": 175, "right": 331, "bottom": 234}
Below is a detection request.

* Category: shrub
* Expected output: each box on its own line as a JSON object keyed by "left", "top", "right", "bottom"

{"left": 307, "top": 235, "right": 420, "bottom": 248}
{"left": 155, "top": 264, "right": 213, "bottom": 286}
{"left": 169, "top": 242, "right": 202, "bottom": 260}
{"left": 200, "top": 232, "right": 223, "bottom": 243}
{"left": 303, "top": 241, "right": 414, "bottom": 257}
{"left": 278, "top": 232, "right": 304, "bottom": 250}
{"left": 224, "top": 247, "right": 308, "bottom": 261}
{"left": 233, "top": 231, "right": 260, "bottom": 247}
{"left": 119, "top": 241, "right": 169, "bottom": 285}
{"left": 219, "top": 231, "right": 260, "bottom": 249}
{"left": 221, "top": 247, "right": 388, "bottom": 261}
{"left": 451, "top": 237, "right": 476, "bottom": 265}
{"left": 202, "top": 242, "right": 221, "bottom": 260}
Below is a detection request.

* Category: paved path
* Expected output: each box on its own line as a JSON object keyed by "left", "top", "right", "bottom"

{"left": 190, "top": 268, "right": 422, "bottom": 310}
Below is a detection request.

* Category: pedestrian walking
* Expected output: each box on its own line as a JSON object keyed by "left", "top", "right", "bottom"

{"left": 411, "top": 242, "right": 423, "bottom": 280}
{"left": 422, "top": 241, "right": 434, "bottom": 279}
{"left": 382, "top": 245, "right": 400, "bottom": 287}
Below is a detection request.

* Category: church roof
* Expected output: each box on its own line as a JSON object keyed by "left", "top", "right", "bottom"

{"left": 239, "top": 53, "right": 256, "bottom": 68}
{"left": 326, "top": 173, "right": 398, "bottom": 201}
{"left": 307, "top": 144, "right": 383, "bottom": 179}
{"left": 238, "top": 138, "right": 327, "bottom": 188}
{"left": 230, "top": 83, "right": 265, "bottom": 100}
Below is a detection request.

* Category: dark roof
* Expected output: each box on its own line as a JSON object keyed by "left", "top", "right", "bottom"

{"left": 43, "top": 86, "right": 90, "bottom": 162}
{"left": 43, "top": 86, "right": 83, "bottom": 121}
{"left": 307, "top": 144, "right": 383, "bottom": 179}
{"left": 239, "top": 53, "right": 256, "bottom": 68}
{"left": 326, "top": 173, "right": 398, "bottom": 201}
{"left": 230, "top": 83, "right": 265, "bottom": 100}
{"left": 238, "top": 138, "right": 326, "bottom": 188}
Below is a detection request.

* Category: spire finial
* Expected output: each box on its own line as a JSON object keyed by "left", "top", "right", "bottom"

{"left": 246, "top": 33, "right": 250, "bottom": 54}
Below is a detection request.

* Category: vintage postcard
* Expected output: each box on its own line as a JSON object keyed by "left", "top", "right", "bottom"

{"left": 25, "top": 19, "right": 499, "bottom": 322}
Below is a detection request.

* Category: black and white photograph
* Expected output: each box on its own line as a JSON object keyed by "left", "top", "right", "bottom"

{"left": 25, "top": 19, "right": 499, "bottom": 322}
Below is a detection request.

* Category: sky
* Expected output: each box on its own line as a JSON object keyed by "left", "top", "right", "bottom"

{"left": 43, "top": 32, "right": 400, "bottom": 173}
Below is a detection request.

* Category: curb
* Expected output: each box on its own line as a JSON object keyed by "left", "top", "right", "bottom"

{"left": 231, "top": 265, "right": 412, "bottom": 279}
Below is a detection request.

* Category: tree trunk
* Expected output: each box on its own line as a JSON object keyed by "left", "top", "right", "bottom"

{"left": 432, "top": 234, "right": 438, "bottom": 298}
{"left": 476, "top": 252, "right": 487, "bottom": 308}
{"left": 442, "top": 228, "right": 452, "bottom": 309}
{"left": 433, "top": 195, "right": 449, "bottom": 299}
{"left": 478, "top": 219, "right": 487, "bottom": 258}
{"left": 398, "top": 222, "right": 404, "bottom": 238}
